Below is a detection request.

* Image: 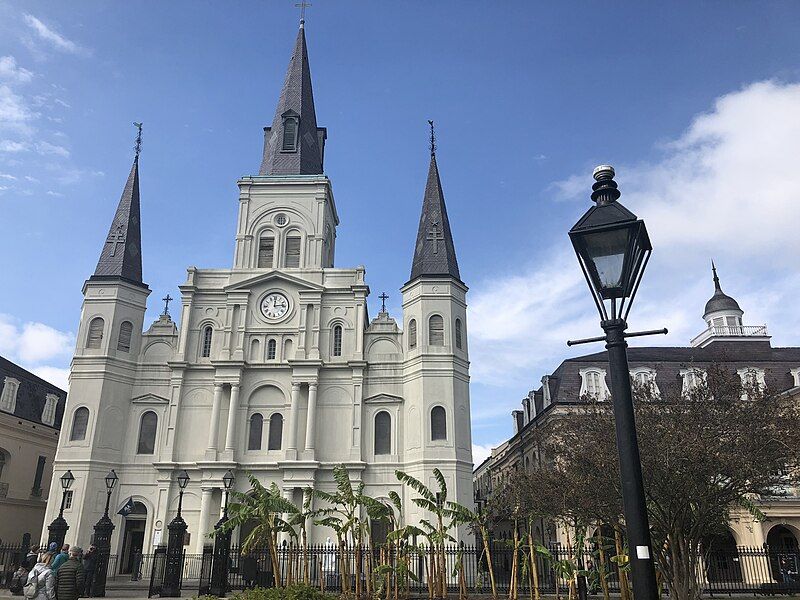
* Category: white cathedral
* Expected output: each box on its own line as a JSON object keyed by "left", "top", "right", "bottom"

{"left": 43, "top": 22, "right": 474, "bottom": 563}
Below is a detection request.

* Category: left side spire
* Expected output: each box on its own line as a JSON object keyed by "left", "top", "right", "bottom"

{"left": 90, "top": 123, "right": 146, "bottom": 288}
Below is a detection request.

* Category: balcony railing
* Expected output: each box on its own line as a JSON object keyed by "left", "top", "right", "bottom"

{"left": 692, "top": 324, "right": 769, "bottom": 347}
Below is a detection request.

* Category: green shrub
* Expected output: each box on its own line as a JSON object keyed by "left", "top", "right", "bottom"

{"left": 227, "top": 583, "right": 337, "bottom": 600}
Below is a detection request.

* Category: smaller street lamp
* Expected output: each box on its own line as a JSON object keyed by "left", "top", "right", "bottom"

{"left": 92, "top": 469, "right": 118, "bottom": 598}
{"left": 48, "top": 470, "right": 75, "bottom": 548}
{"left": 211, "top": 470, "right": 236, "bottom": 596}
{"left": 162, "top": 470, "right": 191, "bottom": 597}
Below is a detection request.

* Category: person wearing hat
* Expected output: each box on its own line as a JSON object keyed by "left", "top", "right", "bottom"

{"left": 55, "top": 547, "right": 84, "bottom": 600}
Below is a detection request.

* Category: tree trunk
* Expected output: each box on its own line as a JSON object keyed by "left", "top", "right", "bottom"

{"left": 613, "top": 526, "right": 629, "bottom": 600}
{"left": 528, "top": 531, "right": 540, "bottom": 600}
{"left": 510, "top": 522, "right": 519, "bottom": 600}
{"left": 595, "top": 529, "right": 610, "bottom": 600}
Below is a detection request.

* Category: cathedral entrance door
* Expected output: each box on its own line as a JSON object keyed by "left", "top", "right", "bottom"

{"left": 120, "top": 502, "right": 147, "bottom": 575}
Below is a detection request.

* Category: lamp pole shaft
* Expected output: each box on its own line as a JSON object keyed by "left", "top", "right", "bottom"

{"left": 104, "top": 490, "right": 112, "bottom": 517}
{"left": 59, "top": 489, "right": 67, "bottom": 518}
{"left": 602, "top": 318, "right": 659, "bottom": 600}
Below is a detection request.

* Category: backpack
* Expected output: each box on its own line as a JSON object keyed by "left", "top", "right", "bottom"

{"left": 23, "top": 567, "right": 44, "bottom": 600}
{"left": 10, "top": 569, "right": 28, "bottom": 593}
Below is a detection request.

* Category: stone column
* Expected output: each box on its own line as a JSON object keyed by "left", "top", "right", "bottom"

{"left": 196, "top": 487, "right": 214, "bottom": 552}
{"left": 305, "top": 383, "right": 318, "bottom": 452}
{"left": 207, "top": 383, "right": 224, "bottom": 458}
{"left": 286, "top": 383, "right": 301, "bottom": 458}
{"left": 224, "top": 384, "right": 240, "bottom": 453}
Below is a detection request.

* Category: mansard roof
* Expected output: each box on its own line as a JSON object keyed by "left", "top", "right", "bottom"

{"left": 90, "top": 157, "right": 146, "bottom": 288}
{"left": 409, "top": 152, "right": 461, "bottom": 282}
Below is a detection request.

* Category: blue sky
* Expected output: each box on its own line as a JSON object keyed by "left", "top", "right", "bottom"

{"left": 2, "top": 1, "right": 800, "bottom": 464}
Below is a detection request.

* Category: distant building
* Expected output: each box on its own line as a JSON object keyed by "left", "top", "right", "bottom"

{"left": 0, "top": 356, "right": 66, "bottom": 545}
{"left": 474, "top": 266, "right": 800, "bottom": 550}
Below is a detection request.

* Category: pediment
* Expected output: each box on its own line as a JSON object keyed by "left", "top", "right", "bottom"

{"left": 224, "top": 270, "right": 324, "bottom": 293}
{"left": 131, "top": 393, "right": 170, "bottom": 404}
{"left": 363, "top": 393, "right": 403, "bottom": 404}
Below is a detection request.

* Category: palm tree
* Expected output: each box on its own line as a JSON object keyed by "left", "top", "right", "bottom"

{"left": 449, "top": 502, "right": 498, "bottom": 599}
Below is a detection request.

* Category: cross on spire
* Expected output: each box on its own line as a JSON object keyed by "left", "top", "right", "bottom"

{"left": 427, "top": 221, "right": 444, "bottom": 254}
{"left": 106, "top": 223, "right": 126, "bottom": 256}
{"left": 379, "top": 292, "right": 389, "bottom": 313}
{"left": 295, "top": 1, "right": 311, "bottom": 26}
{"left": 428, "top": 119, "right": 436, "bottom": 156}
{"left": 162, "top": 293, "right": 173, "bottom": 316}
{"left": 133, "top": 122, "right": 143, "bottom": 160}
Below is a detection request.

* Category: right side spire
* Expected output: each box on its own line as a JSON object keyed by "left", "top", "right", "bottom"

{"left": 409, "top": 121, "right": 461, "bottom": 282}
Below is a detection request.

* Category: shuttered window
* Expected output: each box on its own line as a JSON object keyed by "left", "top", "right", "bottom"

{"left": 284, "top": 236, "right": 301, "bottom": 267}
{"left": 267, "top": 339, "right": 277, "bottom": 360}
{"left": 248, "top": 413, "right": 263, "bottom": 450}
{"left": 408, "top": 320, "right": 417, "bottom": 349}
{"left": 41, "top": 394, "right": 57, "bottom": 426}
{"left": 429, "top": 315, "right": 444, "bottom": 346}
{"left": 137, "top": 411, "right": 157, "bottom": 454}
{"left": 70, "top": 407, "right": 89, "bottom": 441}
{"left": 455, "top": 319, "right": 463, "bottom": 349}
{"left": 268, "top": 414, "right": 283, "bottom": 450}
{"left": 282, "top": 118, "right": 298, "bottom": 151}
{"left": 87, "top": 317, "right": 104, "bottom": 349}
{"left": 258, "top": 236, "right": 275, "bottom": 268}
{"left": 374, "top": 411, "right": 391, "bottom": 455}
{"left": 332, "top": 325, "right": 343, "bottom": 357}
{"left": 431, "top": 406, "right": 447, "bottom": 441}
{"left": 201, "top": 326, "right": 213, "bottom": 358}
{"left": 117, "top": 321, "right": 133, "bottom": 352}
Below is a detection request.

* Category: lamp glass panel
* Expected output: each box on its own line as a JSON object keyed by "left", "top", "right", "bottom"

{"left": 61, "top": 471, "right": 74, "bottom": 489}
{"left": 105, "top": 470, "right": 118, "bottom": 489}
{"left": 580, "top": 227, "right": 631, "bottom": 293}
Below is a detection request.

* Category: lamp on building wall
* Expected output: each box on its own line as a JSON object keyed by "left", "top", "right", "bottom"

{"left": 210, "top": 470, "right": 236, "bottom": 596}
{"left": 162, "top": 469, "right": 190, "bottom": 597}
{"left": 567, "top": 165, "right": 663, "bottom": 600}
{"left": 47, "top": 470, "right": 74, "bottom": 549}
{"left": 92, "top": 469, "right": 118, "bottom": 598}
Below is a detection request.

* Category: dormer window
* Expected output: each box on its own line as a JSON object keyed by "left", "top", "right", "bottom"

{"left": 42, "top": 394, "right": 58, "bottom": 426}
{"left": 630, "top": 367, "right": 660, "bottom": 397}
{"left": 579, "top": 367, "right": 609, "bottom": 400}
{"left": 281, "top": 112, "right": 299, "bottom": 152}
{"left": 680, "top": 368, "right": 706, "bottom": 394}
{"left": 0, "top": 377, "right": 20, "bottom": 413}
{"left": 791, "top": 368, "right": 800, "bottom": 388}
{"left": 737, "top": 367, "right": 766, "bottom": 398}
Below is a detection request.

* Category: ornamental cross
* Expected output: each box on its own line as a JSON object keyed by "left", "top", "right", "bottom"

{"left": 379, "top": 292, "right": 389, "bottom": 313}
{"left": 106, "top": 224, "right": 126, "bottom": 256}
{"left": 133, "top": 122, "right": 143, "bottom": 159}
{"left": 162, "top": 294, "right": 173, "bottom": 316}
{"left": 295, "top": 1, "right": 311, "bottom": 23}
{"left": 427, "top": 222, "right": 444, "bottom": 254}
{"left": 428, "top": 119, "right": 436, "bottom": 156}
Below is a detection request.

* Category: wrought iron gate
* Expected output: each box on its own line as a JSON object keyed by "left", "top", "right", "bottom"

{"left": 198, "top": 545, "right": 213, "bottom": 596}
{"left": 148, "top": 546, "right": 167, "bottom": 598}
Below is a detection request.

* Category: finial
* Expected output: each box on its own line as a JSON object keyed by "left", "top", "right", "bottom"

{"left": 133, "top": 122, "right": 143, "bottom": 161}
{"left": 711, "top": 260, "right": 722, "bottom": 292}
{"left": 590, "top": 163, "right": 620, "bottom": 205}
{"left": 428, "top": 120, "right": 436, "bottom": 157}
{"left": 295, "top": 2, "right": 311, "bottom": 27}
{"left": 162, "top": 293, "right": 173, "bottom": 317}
{"left": 379, "top": 292, "right": 389, "bottom": 314}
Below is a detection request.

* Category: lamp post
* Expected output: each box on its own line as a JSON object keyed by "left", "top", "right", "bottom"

{"left": 48, "top": 470, "right": 74, "bottom": 549}
{"left": 210, "top": 470, "right": 235, "bottom": 597}
{"left": 162, "top": 469, "right": 190, "bottom": 597}
{"left": 92, "top": 469, "right": 118, "bottom": 598}
{"left": 567, "top": 165, "right": 661, "bottom": 600}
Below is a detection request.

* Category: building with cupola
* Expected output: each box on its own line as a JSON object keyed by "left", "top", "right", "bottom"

{"left": 474, "top": 266, "right": 800, "bottom": 550}
{"left": 43, "top": 19, "right": 473, "bottom": 564}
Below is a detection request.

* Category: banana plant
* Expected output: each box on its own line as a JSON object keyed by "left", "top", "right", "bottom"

{"left": 448, "top": 502, "right": 498, "bottom": 599}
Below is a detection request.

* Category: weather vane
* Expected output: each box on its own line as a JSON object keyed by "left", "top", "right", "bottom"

{"left": 133, "top": 122, "right": 143, "bottom": 160}
{"left": 295, "top": 1, "right": 311, "bottom": 25}
{"left": 428, "top": 120, "right": 436, "bottom": 156}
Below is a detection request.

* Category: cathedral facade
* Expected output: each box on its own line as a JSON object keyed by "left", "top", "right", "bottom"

{"left": 43, "top": 22, "right": 473, "bottom": 561}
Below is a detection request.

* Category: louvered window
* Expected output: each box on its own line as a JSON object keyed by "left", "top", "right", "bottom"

{"left": 455, "top": 319, "right": 463, "bottom": 349}
{"left": 284, "top": 236, "right": 301, "bottom": 267}
{"left": 374, "top": 411, "right": 391, "bottom": 455}
{"left": 408, "top": 320, "right": 417, "bottom": 349}
{"left": 431, "top": 406, "right": 447, "bottom": 441}
{"left": 0, "top": 377, "right": 20, "bottom": 413}
{"left": 201, "top": 326, "right": 213, "bottom": 358}
{"left": 258, "top": 236, "right": 275, "bottom": 268}
{"left": 248, "top": 413, "right": 263, "bottom": 450}
{"left": 268, "top": 413, "right": 283, "bottom": 450}
{"left": 87, "top": 317, "right": 104, "bottom": 349}
{"left": 282, "top": 117, "right": 298, "bottom": 151}
{"left": 267, "top": 339, "right": 277, "bottom": 360}
{"left": 429, "top": 315, "right": 444, "bottom": 346}
{"left": 333, "top": 325, "right": 343, "bottom": 357}
{"left": 70, "top": 407, "right": 89, "bottom": 441}
{"left": 137, "top": 411, "right": 157, "bottom": 454}
{"left": 117, "top": 321, "right": 133, "bottom": 352}
{"left": 41, "top": 394, "right": 58, "bottom": 426}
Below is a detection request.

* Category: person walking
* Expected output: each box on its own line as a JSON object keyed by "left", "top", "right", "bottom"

{"left": 55, "top": 547, "right": 85, "bottom": 600}
{"left": 51, "top": 545, "right": 69, "bottom": 573}
{"left": 24, "top": 552, "right": 55, "bottom": 600}
{"left": 82, "top": 546, "right": 97, "bottom": 597}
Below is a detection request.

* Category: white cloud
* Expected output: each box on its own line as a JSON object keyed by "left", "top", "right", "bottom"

{"left": 23, "top": 14, "right": 87, "bottom": 56}
{"left": 0, "top": 315, "right": 74, "bottom": 386}
{"left": 0, "top": 56, "right": 34, "bottom": 83}
{"left": 46, "top": 190, "right": 63, "bottom": 197}
{"left": 0, "top": 84, "right": 36, "bottom": 134}
{"left": 472, "top": 444, "right": 494, "bottom": 468}
{"left": 35, "top": 141, "right": 69, "bottom": 157}
{"left": 28, "top": 366, "right": 69, "bottom": 391}
{"left": 0, "top": 172, "right": 17, "bottom": 180}
{"left": 0, "top": 139, "right": 29, "bottom": 152}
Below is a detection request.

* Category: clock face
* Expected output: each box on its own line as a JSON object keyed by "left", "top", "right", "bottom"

{"left": 260, "top": 292, "right": 289, "bottom": 320}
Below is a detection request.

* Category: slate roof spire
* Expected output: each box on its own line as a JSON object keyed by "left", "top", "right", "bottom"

{"left": 259, "top": 21, "right": 325, "bottom": 176}
{"left": 409, "top": 121, "right": 461, "bottom": 282}
{"left": 90, "top": 125, "right": 145, "bottom": 288}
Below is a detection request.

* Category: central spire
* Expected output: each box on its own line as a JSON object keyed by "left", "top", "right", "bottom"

{"left": 259, "top": 22, "right": 325, "bottom": 176}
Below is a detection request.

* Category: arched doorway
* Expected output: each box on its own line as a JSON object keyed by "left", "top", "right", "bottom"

{"left": 767, "top": 525, "right": 800, "bottom": 583}
{"left": 120, "top": 502, "right": 147, "bottom": 575}
{"left": 702, "top": 530, "right": 742, "bottom": 583}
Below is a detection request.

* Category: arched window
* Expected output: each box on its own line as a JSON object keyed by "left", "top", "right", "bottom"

{"left": 87, "top": 317, "right": 104, "bottom": 349}
{"left": 332, "top": 325, "right": 343, "bottom": 357}
{"left": 408, "top": 319, "right": 417, "bottom": 350}
{"left": 137, "top": 411, "right": 158, "bottom": 455}
{"left": 70, "top": 407, "right": 89, "bottom": 441}
{"left": 455, "top": 319, "right": 463, "bottom": 349}
{"left": 284, "top": 236, "right": 301, "bottom": 267}
{"left": 268, "top": 414, "right": 283, "bottom": 450}
{"left": 258, "top": 234, "right": 275, "bottom": 268}
{"left": 282, "top": 116, "right": 298, "bottom": 151}
{"left": 267, "top": 339, "right": 277, "bottom": 360}
{"left": 201, "top": 326, "right": 213, "bottom": 358}
{"left": 374, "top": 411, "right": 391, "bottom": 455}
{"left": 429, "top": 315, "right": 444, "bottom": 346}
{"left": 431, "top": 406, "right": 447, "bottom": 441}
{"left": 250, "top": 338, "right": 261, "bottom": 362}
{"left": 117, "top": 321, "right": 133, "bottom": 352}
{"left": 248, "top": 413, "right": 263, "bottom": 450}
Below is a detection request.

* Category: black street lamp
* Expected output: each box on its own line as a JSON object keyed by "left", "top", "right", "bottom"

{"left": 568, "top": 165, "right": 662, "bottom": 600}
{"left": 162, "top": 470, "right": 190, "bottom": 597}
{"left": 92, "top": 469, "right": 118, "bottom": 598}
{"left": 210, "top": 470, "right": 235, "bottom": 596}
{"left": 48, "top": 470, "right": 75, "bottom": 549}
